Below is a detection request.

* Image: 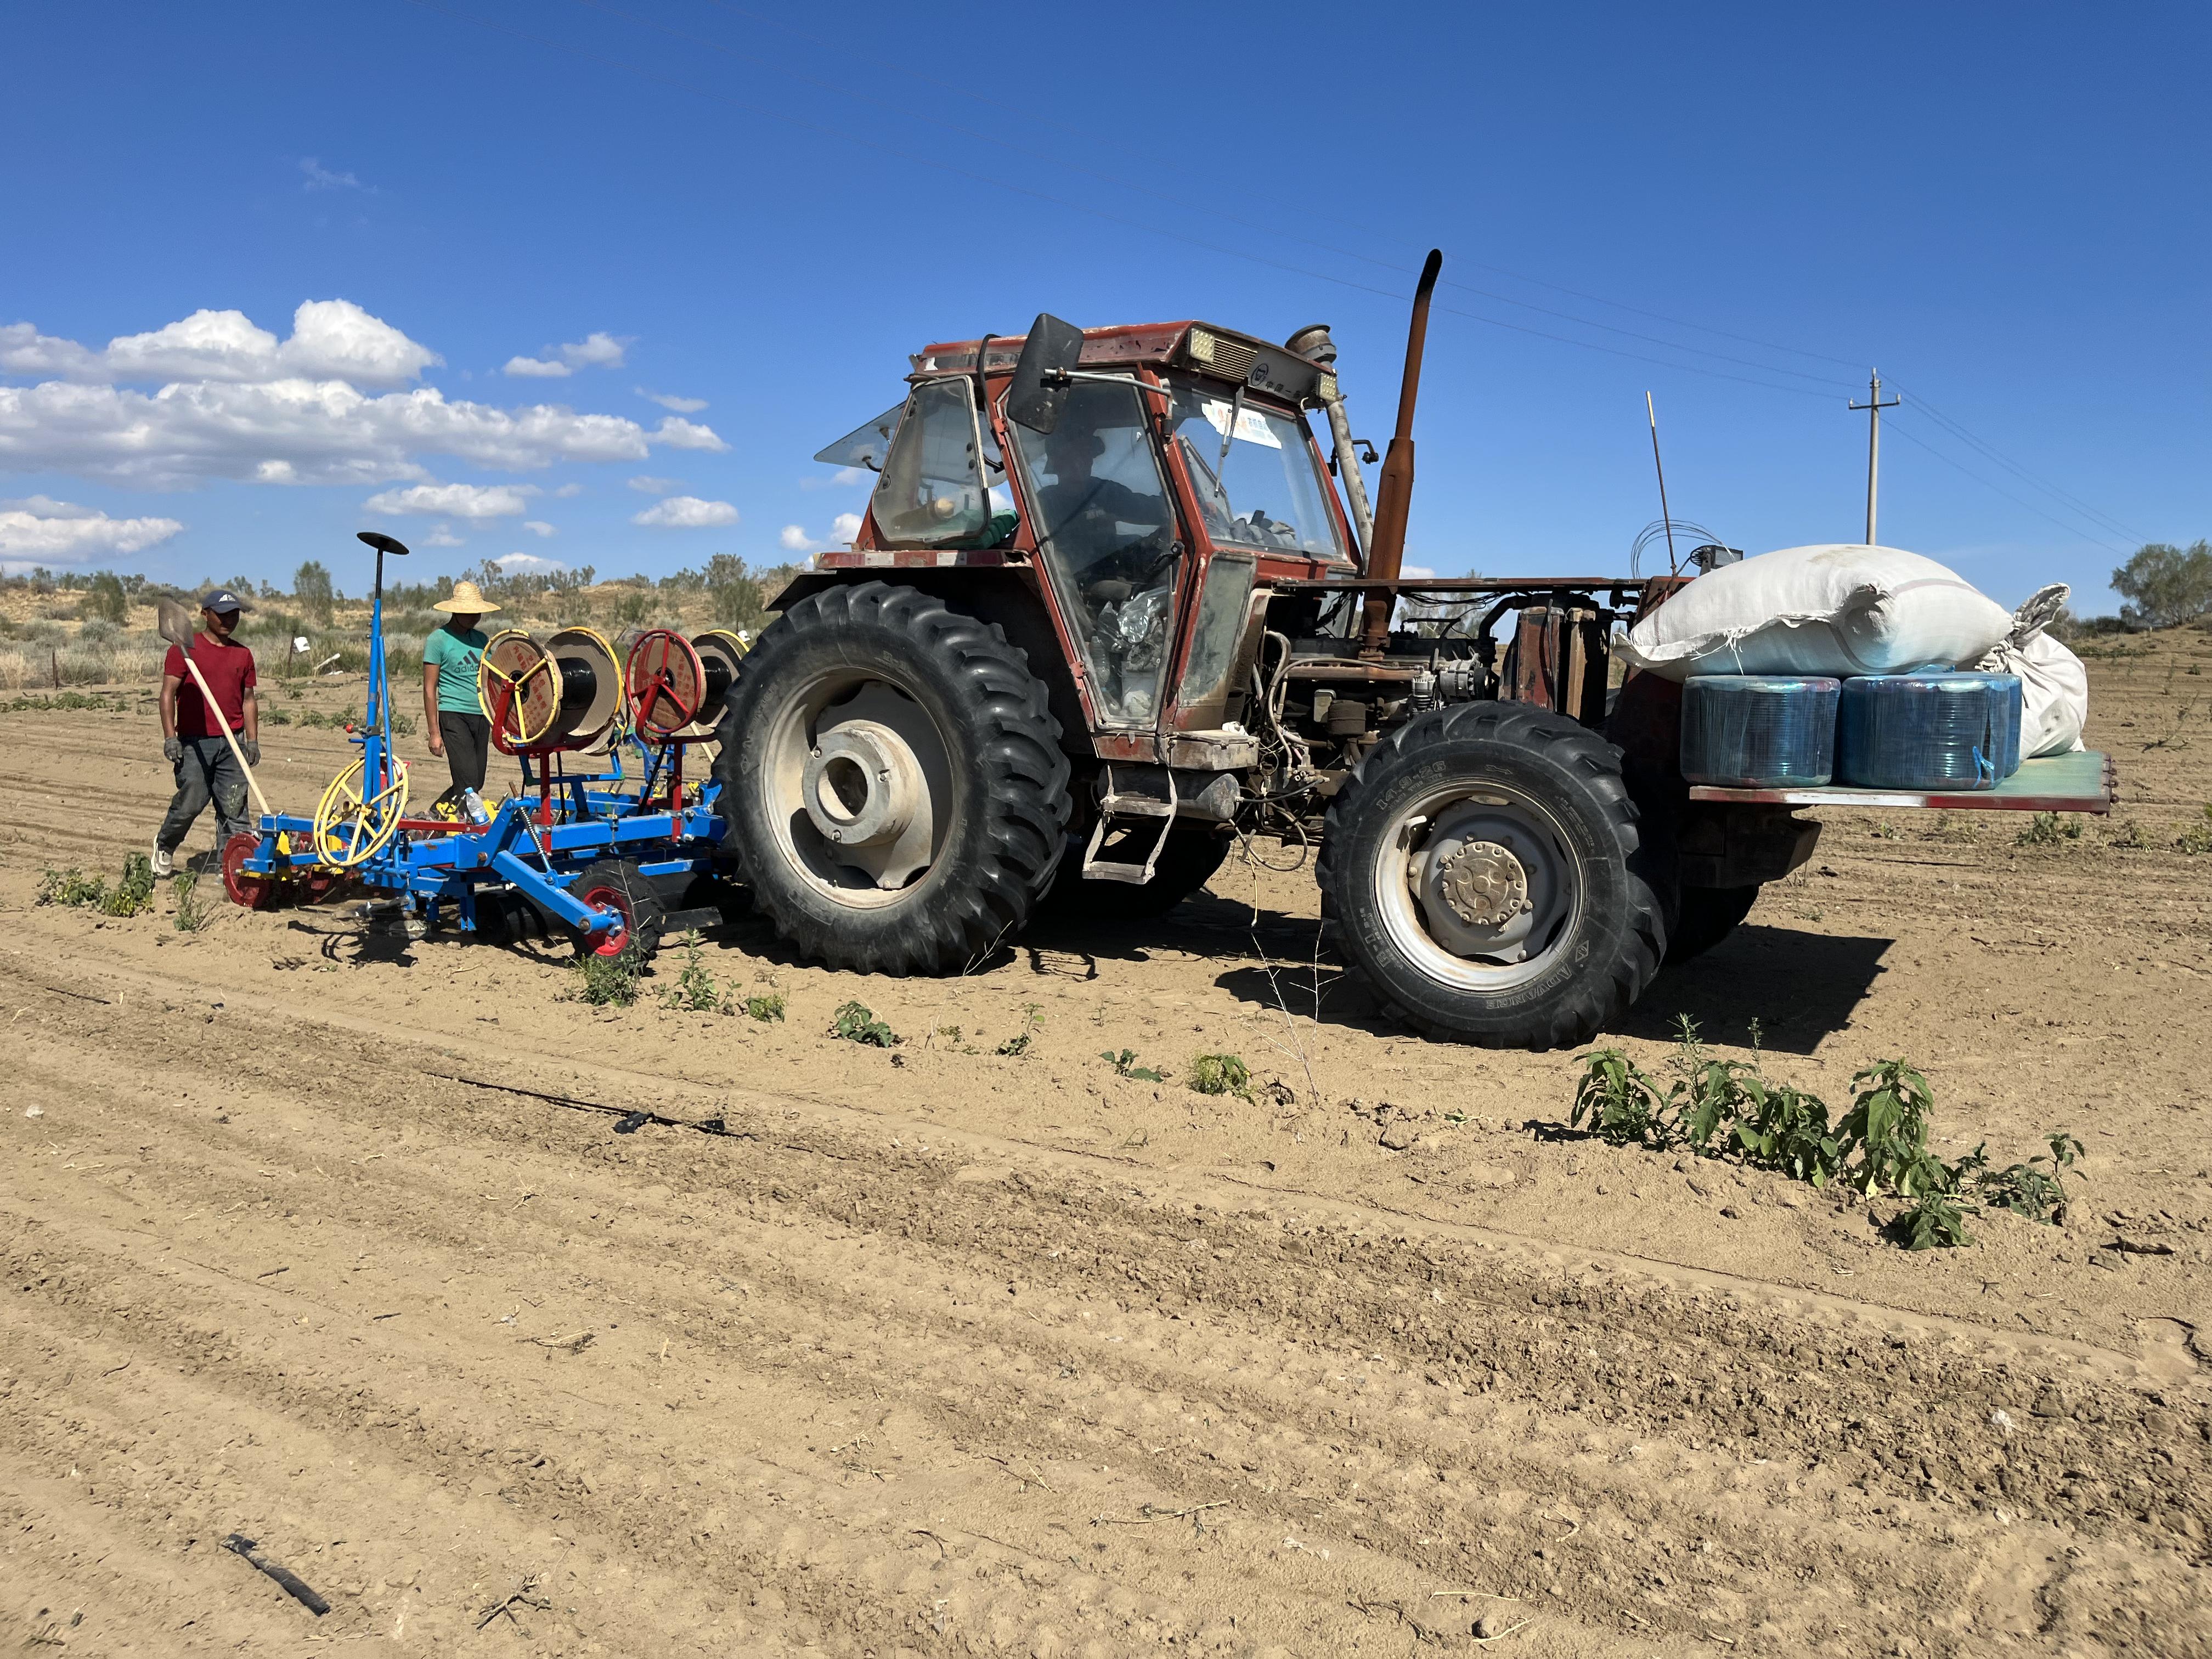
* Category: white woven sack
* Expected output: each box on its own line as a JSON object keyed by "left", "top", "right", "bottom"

{"left": 1978, "top": 584, "right": 2088, "bottom": 757}
{"left": 1618, "top": 544, "right": 2013, "bottom": 681}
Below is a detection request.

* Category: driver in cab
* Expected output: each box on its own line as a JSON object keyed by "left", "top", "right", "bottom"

{"left": 1034, "top": 416, "right": 1170, "bottom": 599}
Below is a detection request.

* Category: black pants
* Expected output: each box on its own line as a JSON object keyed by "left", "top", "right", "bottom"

{"left": 439, "top": 711, "right": 492, "bottom": 793}
{"left": 158, "top": 735, "right": 251, "bottom": 853}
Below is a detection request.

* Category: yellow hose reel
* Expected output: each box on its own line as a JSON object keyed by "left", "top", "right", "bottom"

{"left": 311, "top": 754, "right": 410, "bottom": 867}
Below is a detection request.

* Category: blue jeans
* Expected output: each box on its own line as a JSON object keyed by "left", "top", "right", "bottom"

{"left": 158, "top": 735, "right": 250, "bottom": 853}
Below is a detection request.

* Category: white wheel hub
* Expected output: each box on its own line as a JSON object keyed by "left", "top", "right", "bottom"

{"left": 800, "top": 716, "right": 930, "bottom": 886}
{"left": 764, "top": 675, "right": 952, "bottom": 900}
{"left": 1378, "top": 788, "right": 1578, "bottom": 990}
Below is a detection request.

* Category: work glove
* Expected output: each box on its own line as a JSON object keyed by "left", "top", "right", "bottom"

{"left": 241, "top": 737, "right": 262, "bottom": 767}
{"left": 162, "top": 736, "right": 184, "bottom": 764}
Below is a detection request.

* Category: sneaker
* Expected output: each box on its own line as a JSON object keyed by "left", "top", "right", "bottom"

{"left": 150, "top": 842, "right": 174, "bottom": 878}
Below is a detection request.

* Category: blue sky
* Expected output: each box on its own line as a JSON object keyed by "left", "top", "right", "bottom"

{"left": 2, "top": 1, "right": 2203, "bottom": 613}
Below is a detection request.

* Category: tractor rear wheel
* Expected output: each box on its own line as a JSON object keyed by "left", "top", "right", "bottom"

{"left": 714, "top": 581, "right": 1070, "bottom": 975}
{"left": 568, "top": 857, "right": 667, "bottom": 961}
{"left": 1318, "top": 701, "right": 1667, "bottom": 1051}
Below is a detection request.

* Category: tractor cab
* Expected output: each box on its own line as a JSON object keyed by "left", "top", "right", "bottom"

{"left": 806, "top": 320, "right": 1359, "bottom": 746}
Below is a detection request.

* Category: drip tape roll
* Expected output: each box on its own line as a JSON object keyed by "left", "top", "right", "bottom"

{"left": 551, "top": 656, "right": 599, "bottom": 732}
{"left": 1835, "top": 672, "right": 2023, "bottom": 791}
{"left": 1680, "top": 675, "right": 1841, "bottom": 788}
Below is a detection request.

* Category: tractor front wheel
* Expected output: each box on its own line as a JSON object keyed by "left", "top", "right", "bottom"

{"left": 1318, "top": 701, "right": 1666, "bottom": 1051}
{"left": 714, "top": 582, "right": 1070, "bottom": 975}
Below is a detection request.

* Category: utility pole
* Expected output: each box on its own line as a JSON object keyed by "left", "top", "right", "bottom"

{"left": 1848, "top": 369, "right": 1900, "bottom": 545}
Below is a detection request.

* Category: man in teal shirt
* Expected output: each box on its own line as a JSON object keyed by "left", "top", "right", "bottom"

{"left": 421, "top": 579, "right": 499, "bottom": 792}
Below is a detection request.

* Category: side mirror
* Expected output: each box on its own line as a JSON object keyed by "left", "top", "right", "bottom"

{"left": 1005, "top": 312, "right": 1085, "bottom": 435}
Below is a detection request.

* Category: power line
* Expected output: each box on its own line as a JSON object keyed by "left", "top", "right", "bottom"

{"left": 584, "top": 0, "right": 1856, "bottom": 392}
{"left": 405, "top": 0, "right": 2144, "bottom": 549}
{"left": 1883, "top": 380, "right": 2150, "bottom": 548}
{"left": 690, "top": 0, "right": 1874, "bottom": 375}
{"left": 1883, "top": 416, "right": 2131, "bottom": 556}
{"left": 407, "top": 0, "right": 1842, "bottom": 400}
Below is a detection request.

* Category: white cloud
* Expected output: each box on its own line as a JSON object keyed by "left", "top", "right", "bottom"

{"left": 637, "top": 387, "right": 707, "bottom": 413}
{"left": 521, "top": 520, "right": 556, "bottom": 538}
{"left": 627, "top": 475, "right": 680, "bottom": 494}
{"left": 1401, "top": 565, "right": 1436, "bottom": 578}
{"left": 493, "top": 551, "right": 566, "bottom": 573}
{"left": 285, "top": 300, "right": 441, "bottom": 383}
{"left": 362, "top": 481, "right": 539, "bottom": 519}
{"left": 780, "top": 512, "right": 865, "bottom": 553}
{"left": 651, "top": 416, "right": 726, "bottom": 452}
{"left": 0, "top": 379, "right": 709, "bottom": 488}
{"left": 300, "top": 157, "right": 366, "bottom": 191}
{"left": 76, "top": 300, "right": 440, "bottom": 388}
{"left": 0, "top": 324, "right": 101, "bottom": 379}
{"left": 560, "top": 332, "right": 628, "bottom": 369}
{"left": 0, "top": 496, "right": 184, "bottom": 564}
{"left": 552, "top": 482, "right": 584, "bottom": 498}
{"left": 506, "top": 333, "right": 630, "bottom": 379}
{"left": 422, "top": 523, "right": 465, "bottom": 548}
{"left": 0, "top": 303, "right": 714, "bottom": 489}
{"left": 633, "top": 495, "right": 738, "bottom": 529}
{"left": 800, "top": 465, "right": 870, "bottom": 491}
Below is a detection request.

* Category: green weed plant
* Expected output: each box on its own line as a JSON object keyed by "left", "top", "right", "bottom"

{"left": 831, "top": 1000, "right": 899, "bottom": 1046}
{"left": 1571, "top": 1019, "right": 2082, "bottom": 1249}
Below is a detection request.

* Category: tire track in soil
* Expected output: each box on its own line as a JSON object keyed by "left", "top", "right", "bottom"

{"left": 4, "top": 954, "right": 2207, "bottom": 1656}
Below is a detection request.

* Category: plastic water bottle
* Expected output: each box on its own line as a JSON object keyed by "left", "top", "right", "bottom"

{"left": 460, "top": 787, "right": 490, "bottom": 826}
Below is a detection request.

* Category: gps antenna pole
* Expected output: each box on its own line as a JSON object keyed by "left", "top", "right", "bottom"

{"left": 1359, "top": 248, "right": 1443, "bottom": 657}
{"left": 1646, "top": 392, "right": 1678, "bottom": 575}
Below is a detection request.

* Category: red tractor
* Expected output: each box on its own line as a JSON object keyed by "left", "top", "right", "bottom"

{"left": 713, "top": 253, "right": 2073, "bottom": 1048}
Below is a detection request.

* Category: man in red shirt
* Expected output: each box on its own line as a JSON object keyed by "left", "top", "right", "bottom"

{"left": 155, "top": 589, "right": 260, "bottom": 876}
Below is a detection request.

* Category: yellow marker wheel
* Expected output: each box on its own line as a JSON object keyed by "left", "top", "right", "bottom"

{"left": 477, "top": 629, "right": 560, "bottom": 748}
{"left": 312, "top": 755, "right": 410, "bottom": 867}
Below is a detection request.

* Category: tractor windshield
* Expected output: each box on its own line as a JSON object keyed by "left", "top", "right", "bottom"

{"left": 1167, "top": 385, "right": 1347, "bottom": 562}
{"left": 1009, "top": 381, "right": 1178, "bottom": 724}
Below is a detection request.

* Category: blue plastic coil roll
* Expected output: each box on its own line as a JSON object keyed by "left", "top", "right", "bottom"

{"left": 1679, "top": 675, "right": 1841, "bottom": 788}
{"left": 1835, "top": 673, "right": 2024, "bottom": 790}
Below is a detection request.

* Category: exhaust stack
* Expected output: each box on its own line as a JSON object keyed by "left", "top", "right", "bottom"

{"left": 1358, "top": 247, "right": 1443, "bottom": 655}
{"left": 1284, "top": 323, "right": 1374, "bottom": 554}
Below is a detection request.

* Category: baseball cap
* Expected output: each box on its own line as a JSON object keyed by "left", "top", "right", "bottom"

{"left": 200, "top": 589, "right": 249, "bottom": 613}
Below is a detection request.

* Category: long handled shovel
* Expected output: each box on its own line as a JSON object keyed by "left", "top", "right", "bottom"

{"left": 157, "top": 598, "right": 274, "bottom": 822}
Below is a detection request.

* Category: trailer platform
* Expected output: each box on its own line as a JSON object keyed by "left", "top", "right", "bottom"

{"left": 1688, "top": 748, "right": 2114, "bottom": 813}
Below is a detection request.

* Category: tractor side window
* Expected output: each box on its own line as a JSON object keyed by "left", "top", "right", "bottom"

{"left": 1167, "top": 386, "right": 1347, "bottom": 562}
{"left": 1010, "top": 381, "right": 1178, "bottom": 725}
{"left": 869, "top": 380, "right": 990, "bottom": 547}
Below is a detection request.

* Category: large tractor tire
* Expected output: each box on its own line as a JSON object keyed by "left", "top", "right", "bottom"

{"left": 1039, "top": 821, "right": 1231, "bottom": 921}
{"left": 713, "top": 582, "right": 1070, "bottom": 975}
{"left": 1317, "top": 701, "right": 1667, "bottom": 1051}
{"left": 1663, "top": 884, "right": 1759, "bottom": 964}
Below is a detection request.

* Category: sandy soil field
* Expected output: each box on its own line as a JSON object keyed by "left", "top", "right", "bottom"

{"left": 4, "top": 629, "right": 2209, "bottom": 1657}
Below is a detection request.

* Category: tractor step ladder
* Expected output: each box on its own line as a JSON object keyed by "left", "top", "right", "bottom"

{"left": 1079, "top": 763, "right": 1176, "bottom": 885}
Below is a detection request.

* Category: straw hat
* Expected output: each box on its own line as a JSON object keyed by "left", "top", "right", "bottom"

{"left": 432, "top": 579, "right": 501, "bottom": 615}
